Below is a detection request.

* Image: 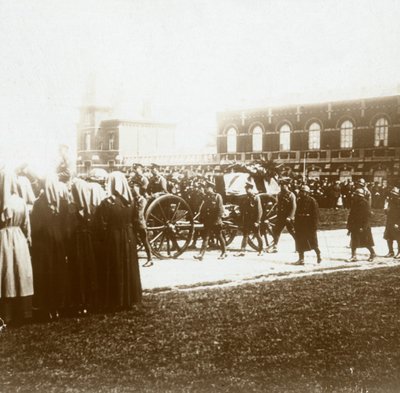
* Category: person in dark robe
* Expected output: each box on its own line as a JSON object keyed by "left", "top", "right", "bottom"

{"left": 31, "top": 176, "right": 68, "bottom": 320}
{"left": 95, "top": 172, "right": 142, "bottom": 310}
{"left": 0, "top": 170, "right": 34, "bottom": 325}
{"left": 293, "top": 185, "right": 321, "bottom": 265}
{"left": 235, "top": 181, "right": 263, "bottom": 256}
{"left": 131, "top": 182, "right": 153, "bottom": 267}
{"left": 67, "top": 179, "right": 98, "bottom": 314}
{"left": 194, "top": 180, "right": 227, "bottom": 261}
{"left": 383, "top": 186, "right": 400, "bottom": 258}
{"left": 346, "top": 188, "right": 376, "bottom": 262}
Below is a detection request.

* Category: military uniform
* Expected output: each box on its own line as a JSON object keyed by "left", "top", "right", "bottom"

{"left": 272, "top": 189, "right": 296, "bottom": 245}
{"left": 148, "top": 175, "right": 168, "bottom": 195}
{"left": 383, "top": 189, "right": 400, "bottom": 257}
{"left": 132, "top": 173, "right": 149, "bottom": 196}
{"left": 240, "top": 193, "right": 263, "bottom": 253}
{"left": 294, "top": 193, "right": 320, "bottom": 261}
{"left": 347, "top": 191, "right": 375, "bottom": 261}
{"left": 196, "top": 191, "right": 226, "bottom": 259}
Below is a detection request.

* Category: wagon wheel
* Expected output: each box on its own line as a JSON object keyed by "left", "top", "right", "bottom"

{"left": 248, "top": 193, "right": 277, "bottom": 251}
{"left": 145, "top": 194, "right": 194, "bottom": 259}
{"left": 206, "top": 220, "right": 238, "bottom": 250}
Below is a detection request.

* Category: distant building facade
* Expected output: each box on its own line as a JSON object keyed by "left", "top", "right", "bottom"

{"left": 217, "top": 95, "right": 400, "bottom": 183}
{"left": 76, "top": 105, "right": 177, "bottom": 174}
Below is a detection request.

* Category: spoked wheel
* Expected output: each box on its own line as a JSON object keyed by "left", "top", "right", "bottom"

{"left": 248, "top": 193, "right": 277, "bottom": 251}
{"left": 207, "top": 220, "right": 238, "bottom": 250}
{"left": 145, "top": 194, "right": 194, "bottom": 259}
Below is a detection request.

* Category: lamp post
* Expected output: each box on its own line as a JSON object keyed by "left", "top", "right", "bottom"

{"left": 303, "top": 152, "right": 308, "bottom": 182}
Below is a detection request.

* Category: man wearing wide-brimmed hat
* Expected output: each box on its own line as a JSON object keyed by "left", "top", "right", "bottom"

{"left": 383, "top": 185, "right": 400, "bottom": 258}
{"left": 293, "top": 185, "right": 321, "bottom": 265}
{"left": 346, "top": 187, "right": 376, "bottom": 262}
{"left": 194, "top": 180, "right": 227, "bottom": 261}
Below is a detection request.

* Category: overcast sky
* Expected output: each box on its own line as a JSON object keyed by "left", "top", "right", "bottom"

{"left": 0, "top": 0, "right": 399, "bottom": 172}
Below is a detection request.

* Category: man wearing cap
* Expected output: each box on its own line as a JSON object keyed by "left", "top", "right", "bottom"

{"left": 383, "top": 186, "right": 400, "bottom": 258}
{"left": 148, "top": 164, "right": 168, "bottom": 195}
{"left": 194, "top": 180, "right": 227, "bottom": 261}
{"left": 235, "top": 181, "right": 263, "bottom": 256}
{"left": 293, "top": 185, "right": 321, "bottom": 265}
{"left": 355, "top": 178, "right": 371, "bottom": 205}
{"left": 346, "top": 188, "right": 376, "bottom": 262}
{"left": 131, "top": 164, "right": 149, "bottom": 196}
{"left": 268, "top": 178, "right": 296, "bottom": 253}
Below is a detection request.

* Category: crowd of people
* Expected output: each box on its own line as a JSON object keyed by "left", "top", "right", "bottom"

{"left": 0, "top": 150, "right": 399, "bottom": 328}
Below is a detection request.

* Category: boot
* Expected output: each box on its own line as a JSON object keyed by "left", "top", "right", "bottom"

{"left": 193, "top": 254, "right": 203, "bottom": 261}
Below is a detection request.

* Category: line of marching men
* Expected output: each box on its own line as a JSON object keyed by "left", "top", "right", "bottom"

{"left": 188, "top": 177, "right": 400, "bottom": 265}
{"left": 0, "top": 170, "right": 144, "bottom": 326}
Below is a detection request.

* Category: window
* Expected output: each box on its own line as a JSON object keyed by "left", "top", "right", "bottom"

{"left": 340, "top": 120, "right": 353, "bottom": 148}
{"left": 279, "top": 124, "right": 291, "bottom": 151}
{"left": 85, "top": 133, "right": 91, "bottom": 150}
{"left": 227, "top": 128, "right": 237, "bottom": 153}
{"left": 374, "top": 118, "right": 388, "bottom": 147}
{"left": 308, "top": 122, "right": 321, "bottom": 150}
{"left": 252, "top": 126, "right": 263, "bottom": 152}
{"left": 109, "top": 133, "right": 115, "bottom": 150}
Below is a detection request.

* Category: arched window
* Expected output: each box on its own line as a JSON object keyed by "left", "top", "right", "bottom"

{"left": 109, "top": 133, "right": 115, "bottom": 150}
{"left": 85, "top": 133, "right": 91, "bottom": 150}
{"left": 279, "top": 124, "right": 291, "bottom": 151}
{"left": 252, "top": 126, "right": 263, "bottom": 152}
{"left": 374, "top": 118, "right": 388, "bottom": 147}
{"left": 308, "top": 122, "right": 321, "bottom": 150}
{"left": 340, "top": 120, "right": 353, "bottom": 148}
{"left": 227, "top": 128, "right": 237, "bottom": 153}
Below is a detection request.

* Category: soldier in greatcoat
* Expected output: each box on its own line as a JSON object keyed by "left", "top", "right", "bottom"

{"left": 235, "top": 181, "right": 263, "bottom": 256}
{"left": 268, "top": 178, "right": 296, "bottom": 253}
{"left": 293, "top": 185, "right": 321, "bottom": 265}
{"left": 383, "top": 186, "right": 400, "bottom": 258}
{"left": 346, "top": 188, "right": 376, "bottom": 262}
{"left": 194, "top": 180, "right": 227, "bottom": 261}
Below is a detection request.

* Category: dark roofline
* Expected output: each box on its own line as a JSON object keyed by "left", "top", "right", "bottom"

{"left": 217, "top": 93, "right": 400, "bottom": 116}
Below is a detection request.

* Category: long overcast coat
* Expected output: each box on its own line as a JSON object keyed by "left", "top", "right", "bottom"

{"left": 347, "top": 195, "right": 374, "bottom": 249}
{"left": 294, "top": 194, "right": 319, "bottom": 252}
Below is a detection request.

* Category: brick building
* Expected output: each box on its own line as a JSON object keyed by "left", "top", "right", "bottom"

{"left": 216, "top": 95, "right": 400, "bottom": 183}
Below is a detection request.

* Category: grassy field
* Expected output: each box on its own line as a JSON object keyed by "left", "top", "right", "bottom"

{"left": 318, "top": 208, "right": 386, "bottom": 230}
{"left": 1, "top": 265, "right": 400, "bottom": 393}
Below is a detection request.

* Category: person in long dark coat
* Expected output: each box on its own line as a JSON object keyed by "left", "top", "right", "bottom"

{"left": 0, "top": 171, "right": 33, "bottom": 325}
{"left": 346, "top": 188, "right": 376, "bottom": 262}
{"left": 194, "top": 180, "right": 227, "bottom": 261}
{"left": 235, "top": 181, "right": 263, "bottom": 256}
{"left": 293, "top": 185, "right": 321, "bottom": 265}
{"left": 31, "top": 176, "right": 68, "bottom": 320}
{"left": 95, "top": 172, "right": 142, "bottom": 310}
{"left": 67, "top": 179, "right": 98, "bottom": 313}
{"left": 383, "top": 186, "right": 400, "bottom": 258}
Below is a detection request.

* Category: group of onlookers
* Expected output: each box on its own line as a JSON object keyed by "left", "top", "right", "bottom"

{"left": 0, "top": 168, "right": 143, "bottom": 327}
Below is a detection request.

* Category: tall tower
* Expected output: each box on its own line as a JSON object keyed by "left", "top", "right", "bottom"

{"left": 77, "top": 75, "right": 113, "bottom": 173}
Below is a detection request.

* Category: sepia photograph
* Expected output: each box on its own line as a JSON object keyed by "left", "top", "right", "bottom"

{"left": 1, "top": 0, "right": 400, "bottom": 392}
